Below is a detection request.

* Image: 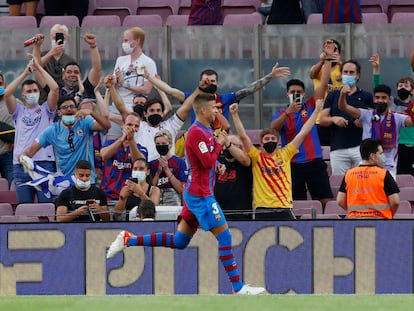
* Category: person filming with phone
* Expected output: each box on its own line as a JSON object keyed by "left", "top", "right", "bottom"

{"left": 114, "top": 158, "right": 160, "bottom": 221}
{"left": 55, "top": 160, "right": 110, "bottom": 222}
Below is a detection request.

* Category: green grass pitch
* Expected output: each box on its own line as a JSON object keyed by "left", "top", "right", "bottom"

{"left": 1, "top": 295, "right": 414, "bottom": 311}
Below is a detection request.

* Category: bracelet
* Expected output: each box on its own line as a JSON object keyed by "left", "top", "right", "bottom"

{"left": 225, "top": 142, "right": 232, "bottom": 148}
{"left": 75, "top": 93, "right": 82, "bottom": 97}
{"left": 90, "top": 45, "right": 97, "bottom": 49}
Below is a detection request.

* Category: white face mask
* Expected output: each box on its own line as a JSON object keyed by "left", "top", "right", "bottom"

{"left": 122, "top": 42, "right": 134, "bottom": 55}
{"left": 51, "top": 41, "right": 65, "bottom": 49}
{"left": 26, "top": 92, "right": 40, "bottom": 105}
{"left": 75, "top": 177, "right": 91, "bottom": 189}
{"left": 131, "top": 170, "right": 146, "bottom": 182}
{"left": 377, "top": 153, "right": 387, "bottom": 166}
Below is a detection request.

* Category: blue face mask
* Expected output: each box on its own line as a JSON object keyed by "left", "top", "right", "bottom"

{"left": 61, "top": 115, "right": 76, "bottom": 125}
{"left": 342, "top": 75, "right": 357, "bottom": 87}
{"left": 0, "top": 86, "right": 4, "bottom": 96}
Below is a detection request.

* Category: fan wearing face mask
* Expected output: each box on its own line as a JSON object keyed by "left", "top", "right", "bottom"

{"left": 22, "top": 96, "right": 110, "bottom": 186}
{"left": 337, "top": 138, "right": 400, "bottom": 219}
{"left": 231, "top": 99, "right": 324, "bottom": 220}
{"left": 149, "top": 129, "right": 188, "bottom": 206}
{"left": 107, "top": 27, "right": 157, "bottom": 140}
{"left": 370, "top": 54, "right": 414, "bottom": 176}
{"left": 319, "top": 59, "right": 374, "bottom": 175}
{"left": 338, "top": 84, "right": 414, "bottom": 179}
{"left": 271, "top": 75, "right": 333, "bottom": 211}
{"left": 5, "top": 57, "right": 59, "bottom": 204}
{"left": 114, "top": 158, "right": 160, "bottom": 221}
{"left": 55, "top": 160, "right": 110, "bottom": 222}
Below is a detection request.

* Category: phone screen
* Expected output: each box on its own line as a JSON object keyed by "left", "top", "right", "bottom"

{"left": 55, "top": 32, "right": 64, "bottom": 45}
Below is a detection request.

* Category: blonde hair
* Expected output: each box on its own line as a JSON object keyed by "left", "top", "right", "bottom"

{"left": 50, "top": 24, "right": 69, "bottom": 36}
{"left": 154, "top": 129, "right": 173, "bottom": 144}
{"left": 126, "top": 27, "right": 146, "bottom": 47}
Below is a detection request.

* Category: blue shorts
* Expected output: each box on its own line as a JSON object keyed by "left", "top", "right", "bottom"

{"left": 183, "top": 190, "right": 226, "bottom": 231}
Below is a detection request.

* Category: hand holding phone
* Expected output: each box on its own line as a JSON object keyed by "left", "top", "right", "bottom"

{"left": 55, "top": 32, "right": 64, "bottom": 45}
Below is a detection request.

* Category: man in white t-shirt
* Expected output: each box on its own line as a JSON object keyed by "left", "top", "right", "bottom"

{"left": 108, "top": 27, "right": 157, "bottom": 138}
{"left": 339, "top": 84, "right": 414, "bottom": 178}
{"left": 4, "top": 57, "right": 59, "bottom": 203}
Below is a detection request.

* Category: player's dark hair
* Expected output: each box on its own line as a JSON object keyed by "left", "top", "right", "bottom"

{"left": 360, "top": 138, "right": 382, "bottom": 160}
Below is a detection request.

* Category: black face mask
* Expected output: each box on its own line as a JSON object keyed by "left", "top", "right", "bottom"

{"left": 156, "top": 144, "right": 169, "bottom": 156}
{"left": 147, "top": 114, "right": 162, "bottom": 126}
{"left": 223, "top": 149, "right": 234, "bottom": 159}
{"left": 133, "top": 104, "right": 145, "bottom": 117}
{"left": 397, "top": 88, "right": 411, "bottom": 101}
{"left": 199, "top": 84, "right": 217, "bottom": 94}
{"left": 263, "top": 141, "right": 277, "bottom": 153}
{"left": 375, "top": 102, "right": 388, "bottom": 114}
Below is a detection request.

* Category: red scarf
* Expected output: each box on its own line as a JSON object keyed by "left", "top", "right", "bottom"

{"left": 371, "top": 110, "right": 396, "bottom": 149}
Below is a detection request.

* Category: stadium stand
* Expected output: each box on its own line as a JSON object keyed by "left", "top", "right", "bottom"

{"left": 137, "top": 0, "right": 179, "bottom": 24}
{"left": 0, "top": 203, "right": 13, "bottom": 216}
{"left": 222, "top": 0, "right": 260, "bottom": 18}
{"left": 165, "top": 14, "right": 189, "bottom": 26}
{"left": 323, "top": 200, "right": 347, "bottom": 218}
{"left": 223, "top": 12, "right": 262, "bottom": 25}
{"left": 81, "top": 15, "right": 121, "bottom": 27}
{"left": 0, "top": 177, "right": 8, "bottom": 190}
{"left": 89, "top": 0, "right": 137, "bottom": 23}
{"left": 0, "top": 15, "right": 37, "bottom": 28}
{"left": 39, "top": 15, "right": 79, "bottom": 27}
{"left": 122, "top": 14, "right": 163, "bottom": 27}
{"left": 390, "top": 12, "right": 414, "bottom": 23}
{"left": 362, "top": 12, "right": 389, "bottom": 23}
{"left": 178, "top": 0, "right": 192, "bottom": 15}
{"left": 387, "top": 0, "right": 414, "bottom": 21}
{"left": 292, "top": 200, "right": 323, "bottom": 218}
{"left": 15, "top": 203, "right": 56, "bottom": 222}
{"left": 361, "top": 0, "right": 390, "bottom": 13}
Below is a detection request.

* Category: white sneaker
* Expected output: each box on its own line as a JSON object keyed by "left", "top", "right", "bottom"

{"left": 106, "top": 230, "right": 132, "bottom": 259}
{"left": 235, "top": 284, "right": 266, "bottom": 295}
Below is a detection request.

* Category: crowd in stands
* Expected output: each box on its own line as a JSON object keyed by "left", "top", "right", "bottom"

{"left": 3, "top": 0, "right": 414, "bottom": 26}
{"left": 1, "top": 1, "right": 414, "bottom": 223}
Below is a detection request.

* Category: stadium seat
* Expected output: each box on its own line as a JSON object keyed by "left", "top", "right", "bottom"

{"left": 222, "top": 0, "right": 260, "bottom": 18}
{"left": 324, "top": 200, "right": 347, "bottom": 217}
{"left": 0, "top": 177, "right": 8, "bottom": 190}
{"left": 137, "top": 0, "right": 179, "bottom": 24}
{"left": 178, "top": 0, "right": 191, "bottom": 15}
{"left": 166, "top": 14, "right": 189, "bottom": 26}
{"left": 398, "top": 187, "right": 414, "bottom": 202}
{"left": 362, "top": 12, "right": 389, "bottom": 24}
{"left": 0, "top": 190, "right": 18, "bottom": 208}
{"left": 15, "top": 203, "right": 56, "bottom": 222}
{"left": 396, "top": 174, "right": 414, "bottom": 188}
{"left": 39, "top": 15, "right": 79, "bottom": 28}
{"left": 329, "top": 174, "right": 344, "bottom": 187}
{"left": 81, "top": 15, "right": 121, "bottom": 27}
{"left": 0, "top": 15, "right": 37, "bottom": 28}
{"left": 388, "top": 0, "right": 414, "bottom": 21}
{"left": 390, "top": 12, "right": 414, "bottom": 23}
{"left": 89, "top": 0, "right": 138, "bottom": 23}
{"left": 223, "top": 12, "right": 262, "bottom": 25}
{"left": 129, "top": 205, "right": 183, "bottom": 221}
{"left": 293, "top": 200, "right": 323, "bottom": 217}
{"left": 361, "top": 0, "right": 390, "bottom": 13}
{"left": 300, "top": 213, "right": 342, "bottom": 219}
{"left": 122, "top": 14, "right": 164, "bottom": 27}
{"left": 306, "top": 13, "right": 322, "bottom": 24}
{"left": 396, "top": 200, "right": 412, "bottom": 214}
{"left": 245, "top": 129, "right": 261, "bottom": 147}
{"left": 0, "top": 203, "right": 14, "bottom": 216}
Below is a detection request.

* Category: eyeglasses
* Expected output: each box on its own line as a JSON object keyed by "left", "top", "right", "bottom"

{"left": 60, "top": 105, "right": 76, "bottom": 110}
{"left": 68, "top": 129, "right": 75, "bottom": 152}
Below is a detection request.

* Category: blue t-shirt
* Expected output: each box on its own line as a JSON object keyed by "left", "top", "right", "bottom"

{"left": 37, "top": 117, "right": 97, "bottom": 183}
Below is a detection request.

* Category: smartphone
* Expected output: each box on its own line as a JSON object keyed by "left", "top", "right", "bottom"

{"left": 86, "top": 199, "right": 95, "bottom": 205}
{"left": 136, "top": 67, "right": 145, "bottom": 76}
{"left": 55, "top": 32, "right": 64, "bottom": 45}
{"left": 129, "top": 177, "right": 138, "bottom": 183}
